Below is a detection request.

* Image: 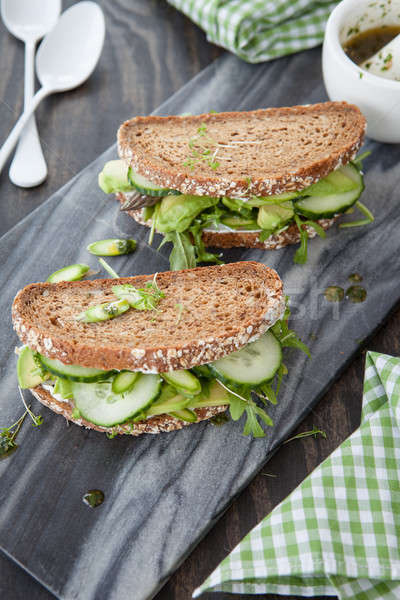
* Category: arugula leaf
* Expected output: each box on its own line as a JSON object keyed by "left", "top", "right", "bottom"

{"left": 190, "top": 221, "right": 223, "bottom": 265}
{"left": 229, "top": 395, "right": 246, "bottom": 421}
{"left": 293, "top": 214, "right": 309, "bottom": 264}
{"left": 339, "top": 200, "right": 374, "bottom": 229}
{"left": 258, "top": 229, "right": 273, "bottom": 243}
{"left": 243, "top": 405, "right": 266, "bottom": 438}
{"left": 293, "top": 215, "right": 326, "bottom": 264}
{"left": 159, "top": 231, "right": 196, "bottom": 270}
{"left": 302, "top": 219, "right": 326, "bottom": 239}
{"left": 352, "top": 150, "right": 371, "bottom": 170}
{"left": 271, "top": 300, "right": 311, "bottom": 358}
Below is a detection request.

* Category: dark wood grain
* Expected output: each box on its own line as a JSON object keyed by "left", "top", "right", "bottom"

{"left": 0, "top": 2, "right": 399, "bottom": 600}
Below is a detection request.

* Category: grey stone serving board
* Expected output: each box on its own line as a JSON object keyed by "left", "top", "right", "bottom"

{"left": 1, "top": 48, "right": 400, "bottom": 600}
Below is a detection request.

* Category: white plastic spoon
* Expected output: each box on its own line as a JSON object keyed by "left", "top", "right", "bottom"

{"left": 1, "top": 0, "right": 61, "bottom": 188}
{"left": 0, "top": 1, "right": 105, "bottom": 178}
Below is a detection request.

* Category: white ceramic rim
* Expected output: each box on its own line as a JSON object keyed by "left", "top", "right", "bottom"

{"left": 326, "top": 0, "right": 400, "bottom": 90}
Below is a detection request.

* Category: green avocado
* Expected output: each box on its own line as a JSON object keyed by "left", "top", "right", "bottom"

{"left": 257, "top": 202, "right": 294, "bottom": 231}
{"left": 156, "top": 195, "right": 219, "bottom": 233}
{"left": 221, "top": 214, "right": 258, "bottom": 230}
{"left": 98, "top": 160, "right": 135, "bottom": 194}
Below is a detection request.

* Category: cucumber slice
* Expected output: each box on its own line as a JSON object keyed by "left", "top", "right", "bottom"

{"left": 72, "top": 374, "right": 162, "bottom": 427}
{"left": 295, "top": 188, "right": 363, "bottom": 219}
{"left": 209, "top": 331, "right": 282, "bottom": 386}
{"left": 39, "top": 355, "right": 114, "bottom": 382}
{"left": 305, "top": 164, "right": 359, "bottom": 197}
{"left": 47, "top": 264, "right": 90, "bottom": 283}
{"left": 221, "top": 214, "right": 259, "bottom": 230}
{"left": 295, "top": 164, "right": 364, "bottom": 219}
{"left": 87, "top": 239, "right": 136, "bottom": 256}
{"left": 112, "top": 370, "right": 139, "bottom": 394}
{"left": 169, "top": 408, "right": 198, "bottom": 423}
{"left": 17, "top": 347, "right": 47, "bottom": 389}
{"left": 162, "top": 370, "right": 201, "bottom": 395}
{"left": 98, "top": 160, "right": 134, "bottom": 194}
{"left": 128, "top": 169, "right": 181, "bottom": 197}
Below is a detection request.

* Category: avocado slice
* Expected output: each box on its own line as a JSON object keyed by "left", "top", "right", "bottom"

{"left": 221, "top": 214, "right": 258, "bottom": 230}
{"left": 257, "top": 202, "right": 294, "bottom": 231}
{"left": 156, "top": 195, "right": 219, "bottom": 233}
{"left": 98, "top": 160, "right": 135, "bottom": 194}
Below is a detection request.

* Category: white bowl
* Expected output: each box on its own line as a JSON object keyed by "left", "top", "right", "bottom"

{"left": 323, "top": 0, "right": 400, "bottom": 143}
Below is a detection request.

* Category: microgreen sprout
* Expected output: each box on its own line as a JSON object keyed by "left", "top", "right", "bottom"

{"left": 175, "top": 302, "right": 186, "bottom": 324}
{"left": 18, "top": 387, "right": 43, "bottom": 427}
{"left": 112, "top": 273, "right": 165, "bottom": 311}
{"left": 284, "top": 426, "right": 327, "bottom": 444}
{"left": 98, "top": 258, "right": 120, "bottom": 279}
{"left": 106, "top": 428, "right": 118, "bottom": 439}
{"left": 183, "top": 123, "right": 220, "bottom": 171}
{"left": 0, "top": 410, "right": 28, "bottom": 458}
{"left": 1, "top": 393, "right": 44, "bottom": 459}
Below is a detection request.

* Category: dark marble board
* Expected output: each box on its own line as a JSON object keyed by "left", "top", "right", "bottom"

{"left": 1, "top": 48, "right": 399, "bottom": 600}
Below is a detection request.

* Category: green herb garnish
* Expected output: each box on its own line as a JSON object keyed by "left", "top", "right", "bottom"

{"left": 0, "top": 410, "right": 28, "bottom": 458}
{"left": 112, "top": 274, "right": 165, "bottom": 311}
{"left": 98, "top": 257, "right": 120, "bottom": 279}
{"left": 284, "top": 426, "right": 327, "bottom": 444}
{"left": 183, "top": 123, "right": 220, "bottom": 171}
{"left": 175, "top": 303, "right": 185, "bottom": 324}
{"left": 106, "top": 428, "right": 118, "bottom": 439}
{"left": 1, "top": 394, "right": 44, "bottom": 459}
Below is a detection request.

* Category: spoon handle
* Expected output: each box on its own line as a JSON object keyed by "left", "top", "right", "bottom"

{"left": 9, "top": 41, "right": 48, "bottom": 188}
{"left": 0, "top": 86, "right": 49, "bottom": 177}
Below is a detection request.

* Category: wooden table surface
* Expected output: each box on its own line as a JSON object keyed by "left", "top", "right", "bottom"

{"left": 1, "top": 2, "right": 399, "bottom": 599}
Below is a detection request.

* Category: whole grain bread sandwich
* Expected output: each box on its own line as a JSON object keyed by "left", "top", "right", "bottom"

{"left": 13, "top": 262, "right": 308, "bottom": 438}
{"left": 98, "top": 102, "right": 372, "bottom": 269}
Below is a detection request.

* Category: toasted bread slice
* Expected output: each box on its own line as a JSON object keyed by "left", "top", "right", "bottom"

{"left": 120, "top": 197, "right": 340, "bottom": 250}
{"left": 12, "top": 262, "right": 285, "bottom": 373}
{"left": 31, "top": 385, "right": 227, "bottom": 436}
{"left": 117, "top": 102, "right": 366, "bottom": 198}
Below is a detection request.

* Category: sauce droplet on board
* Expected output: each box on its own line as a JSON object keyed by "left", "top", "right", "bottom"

{"left": 348, "top": 273, "right": 363, "bottom": 283}
{"left": 83, "top": 489, "right": 105, "bottom": 508}
{"left": 346, "top": 285, "right": 367, "bottom": 303}
{"left": 324, "top": 286, "right": 345, "bottom": 302}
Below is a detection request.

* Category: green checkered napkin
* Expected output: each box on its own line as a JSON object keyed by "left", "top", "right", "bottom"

{"left": 167, "top": 0, "right": 339, "bottom": 63}
{"left": 194, "top": 351, "right": 400, "bottom": 599}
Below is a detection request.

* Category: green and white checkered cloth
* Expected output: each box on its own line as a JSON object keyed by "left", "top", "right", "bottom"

{"left": 167, "top": 0, "right": 339, "bottom": 63}
{"left": 194, "top": 351, "right": 400, "bottom": 599}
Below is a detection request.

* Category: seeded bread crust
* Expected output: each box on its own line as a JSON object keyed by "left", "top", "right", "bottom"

{"left": 12, "top": 262, "right": 285, "bottom": 373}
{"left": 121, "top": 198, "right": 339, "bottom": 250}
{"left": 117, "top": 102, "right": 366, "bottom": 198}
{"left": 31, "top": 385, "right": 228, "bottom": 436}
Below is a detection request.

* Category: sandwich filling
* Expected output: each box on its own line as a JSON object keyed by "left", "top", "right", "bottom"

{"left": 99, "top": 153, "right": 372, "bottom": 269}
{"left": 17, "top": 303, "right": 309, "bottom": 438}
